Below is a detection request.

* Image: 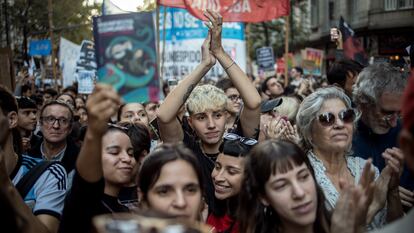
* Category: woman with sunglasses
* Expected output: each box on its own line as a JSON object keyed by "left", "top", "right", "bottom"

{"left": 296, "top": 86, "right": 403, "bottom": 229}
{"left": 207, "top": 133, "right": 257, "bottom": 233}
{"left": 59, "top": 84, "right": 141, "bottom": 233}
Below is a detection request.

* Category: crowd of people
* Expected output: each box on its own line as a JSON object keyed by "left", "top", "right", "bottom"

{"left": 1, "top": 10, "right": 413, "bottom": 233}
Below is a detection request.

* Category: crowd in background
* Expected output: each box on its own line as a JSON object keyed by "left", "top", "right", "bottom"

{"left": 1, "top": 10, "right": 414, "bottom": 233}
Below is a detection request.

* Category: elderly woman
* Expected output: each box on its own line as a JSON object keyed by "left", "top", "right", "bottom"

{"left": 296, "top": 86, "right": 403, "bottom": 230}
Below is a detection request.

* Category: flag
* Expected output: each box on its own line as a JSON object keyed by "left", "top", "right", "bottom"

{"left": 339, "top": 17, "right": 368, "bottom": 66}
{"left": 157, "top": 0, "right": 290, "bottom": 23}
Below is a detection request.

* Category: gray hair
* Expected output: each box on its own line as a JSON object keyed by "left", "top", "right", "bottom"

{"left": 296, "top": 86, "right": 359, "bottom": 151}
{"left": 353, "top": 63, "right": 408, "bottom": 107}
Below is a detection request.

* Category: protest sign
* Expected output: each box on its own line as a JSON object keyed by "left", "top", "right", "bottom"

{"left": 93, "top": 12, "right": 159, "bottom": 103}
{"left": 301, "top": 48, "right": 324, "bottom": 77}
{"left": 159, "top": 6, "right": 246, "bottom": 82}
{"left": 77, "top": 70, "right": 95, "bottom": 94}
{"left": 29, "top": 40, "right": 52, "bottom": 56}
{"left": 158, "top": 0, "right": 290, "bottom": 23}
{"left": 256, "top": 47, "right": 275, "bottom": 72}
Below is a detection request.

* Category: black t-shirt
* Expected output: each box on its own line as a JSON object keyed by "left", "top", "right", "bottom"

{"left": 183, "top": 131, "right": 217, "bottom": 213}
{"left": 59, "top": 172, "right": 128, "bottom": 233}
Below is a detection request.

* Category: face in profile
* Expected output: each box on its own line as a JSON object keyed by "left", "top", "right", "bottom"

{"left": 261, "top": 163, "right": 317, "bottom": 228}
{"left": 212, "top": 153, "right": 245, "bottom": 200}
{"left": 18, "top": 108, "right": 38, "bottom": 132}
{"left": 101, "top": 130, "right": 137, "bottom": 186}
{"left": 146, "top": 159, "right": 202, "bottom": 221}
{"left": 120, "top": 103, "right": 149, "bottom": 127}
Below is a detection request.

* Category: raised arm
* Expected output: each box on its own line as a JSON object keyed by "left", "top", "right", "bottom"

{"left": 76, "top": 84, "right": 121, "bottom": 182}
{"left": 157, "top": 32, "right": 216, "bottom": 142}
{"left": 204, "top": 10, "right": 261, "bottom": 138}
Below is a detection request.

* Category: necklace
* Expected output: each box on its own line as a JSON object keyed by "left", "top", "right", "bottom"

{"left": 198, "top": 141, "right": 219, "bottom": 163}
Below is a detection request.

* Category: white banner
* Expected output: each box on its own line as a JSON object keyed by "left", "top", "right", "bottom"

{"left": 159, "top": 7, "right": 246, "bottom": 82}
{"left": 59, "top": 38, "right": 80, "bottom": 87}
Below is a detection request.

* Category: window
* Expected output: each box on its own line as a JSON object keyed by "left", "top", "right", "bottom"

{"left": 399, "top": 0, "right": 414, "bottom": 9}
{"left": 310, "top": 0, "right": 318, "bottom": 28}
{"left": 329, "top": 1, "right": 334, "bottom": 20}
{"left": 385, "top": 0, "right": 413, "bottom": 10}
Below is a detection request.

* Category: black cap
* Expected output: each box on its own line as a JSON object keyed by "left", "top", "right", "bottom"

{"left": 260, "top": 98, "right": 283, "bottom": 113}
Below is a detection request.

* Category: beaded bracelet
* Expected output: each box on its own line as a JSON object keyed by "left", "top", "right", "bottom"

{"left": 224, "top": 61, "right": 235, "bottom": 71}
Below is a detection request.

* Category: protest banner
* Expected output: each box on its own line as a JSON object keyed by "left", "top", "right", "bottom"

{"left": 93, "top": 12, "right": 159, "bottom": 103}
{"left": 158, "top": 0, "right": 290, "bottom": 22}
{"left": 301, "top": 48, "right": 324, "bottom": 77}
{"left": 159, "top": 6, "right": 246, "bottom": 82}
{"left": 59, "top": 37, "right": 81, "bottom": 87}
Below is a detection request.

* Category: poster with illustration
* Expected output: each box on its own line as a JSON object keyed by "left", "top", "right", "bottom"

{"left": 93, "top": 12, "right": 159, "bottom": 103}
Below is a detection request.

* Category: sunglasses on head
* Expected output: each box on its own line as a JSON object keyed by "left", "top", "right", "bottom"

{"left": 223, "top": 133, "right": 258, "bottom": 146}
{"left": 317, "top": 109, "right": 356, "bottom": 127}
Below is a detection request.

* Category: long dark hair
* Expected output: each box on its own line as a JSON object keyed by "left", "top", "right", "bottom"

{"left": 138, "top": 143, "right": 204, "bottom": 202}
{"left": 238, "top": 140, "right": 330, "bottom": 233}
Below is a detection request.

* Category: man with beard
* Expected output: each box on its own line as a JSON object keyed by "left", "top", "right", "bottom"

{"left": 352, "top": 63, "right": 413, "bottom": 209}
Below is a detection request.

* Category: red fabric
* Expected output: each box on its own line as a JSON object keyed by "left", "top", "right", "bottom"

{"left": 157, "top": 0, "right": 186, "bottom": 8}
{"left": 158, "top": 0, "right": 290, "bottom": 23}
{"left": 402, "top": 69, "right": 414, "bottom": 130}
{"left": 207, "top": 213, "right": 239, "bottom": 233}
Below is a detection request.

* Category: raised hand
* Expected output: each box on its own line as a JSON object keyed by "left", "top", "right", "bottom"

{"left": 264, "top": 116, "right": 287, "bottom": 140}
{"left": 357, "top": 159, "right": 376, "bottom": 224}
{"left": 201, "top": 30, "right": 216, "bottom": 68}
{"left": 382, "top": 147, "right": 404, "bottom": 191}
{"left": 86, "top": 84, "right": 121, "bottom": 136}
{"left": 203, "top": 9, "right": 224, "bottom": 55}
{"left": 282, "top": 121, "right": 300, "bottom": 144}
{"left": 399, "top": 186, "right": 414, "bottom": 208}
{"left": 331, "top": 161, "right": 375, "bottom": 233}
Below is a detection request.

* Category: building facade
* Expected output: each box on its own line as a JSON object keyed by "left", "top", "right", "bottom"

{"left": 308, "top": 0, "right": 414, "bottom": 72}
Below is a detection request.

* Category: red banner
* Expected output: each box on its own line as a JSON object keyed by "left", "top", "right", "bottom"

{"left": 157, "top": 0, "right": 290, "bottom": 22}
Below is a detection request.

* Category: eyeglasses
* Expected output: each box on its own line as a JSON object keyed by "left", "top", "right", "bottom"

{"left": 227, "top": 94, "right": 241, "bottom": 102}
{"left": 40, "top": 116, "right": 71, "bottom": 127}
{"left": 317, "top": 109, "right": 356, "bottom": 127}
{"left": 223, "top": 133, "right": 258, "bottom": 146}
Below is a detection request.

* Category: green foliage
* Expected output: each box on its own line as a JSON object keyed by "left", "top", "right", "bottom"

{"left": 247, "top": 0, "right": 310, "bottom": 60}
{"left": 3, "top": 0, "right": 101, "bottom": 59}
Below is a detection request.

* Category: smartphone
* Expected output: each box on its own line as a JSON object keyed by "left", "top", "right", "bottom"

{"left": 330, "top": 28, "right": 339, "bottom": 42}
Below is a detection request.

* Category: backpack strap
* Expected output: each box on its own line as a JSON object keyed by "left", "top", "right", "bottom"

{"left": 16, "top": 161, "right": 58, "bottom": 199}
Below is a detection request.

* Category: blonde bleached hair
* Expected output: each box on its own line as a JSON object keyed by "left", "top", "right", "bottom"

{"left": 274, "top": 96, "right": 300, "bottom": 123}
{"left": 186, "top": 84, "right": 228, "bottom": 115}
